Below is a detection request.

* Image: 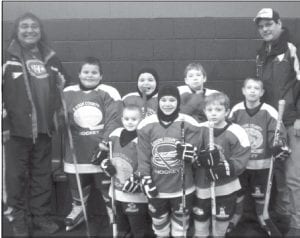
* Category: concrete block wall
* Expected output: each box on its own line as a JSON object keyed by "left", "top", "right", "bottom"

{"left": 3, "top": 17, "right": 300, "bottom": 105}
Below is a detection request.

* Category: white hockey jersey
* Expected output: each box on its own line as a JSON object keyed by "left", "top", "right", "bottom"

{"left": 63, "top": 84, "right": 122, "bottom": 174}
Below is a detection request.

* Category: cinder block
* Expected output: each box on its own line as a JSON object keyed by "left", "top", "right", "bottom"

{"left": 112, "top": 40, "right": 153, "bottom": 60}
{"left": 89, "top": 41, "right": 111, "bottom": 61}
{"left": 44, "top": 19, "right": 90, "bottom": 41}
{"left": 196, "top": 40, "right": 237, "bottom": 60}
{"left": 236, "top": 39, "right": 261, "bottom": 60}
{"left": 130, "top": 19, "right": 174, "bottom": 39}
{"left": 294, "top": 19, "right": 300, "bottom": 45}
{"left": 62, "top": 62, "right": 81, "bottom": 84}
{"left": 110, "top": 61, "right": 132, "bottom": 83}
{"left": 174, "top": 39, "right": 195, "bottom": 60}
{"left": 132, "top": 60, "right": 174, "bottom": 82}
{"left": 153, "top": 40, "right": 175, "bottom": 60}
{"left": 51, "top": 41, "right": 71, "bottom": 62}
{"left": 3, "top": 21, "right": 13, "bottom": 41}
{"left": 215, "top": 18, "right": 257, "bottom": 39}
{"left": 173, "top": 18, "right": 215, "bottom": 39}
{"left": 89, "top": 19, "right": 132, "bottom": 40}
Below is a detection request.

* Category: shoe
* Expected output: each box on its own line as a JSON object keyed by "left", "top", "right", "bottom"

{"left": 11, "top": 216, "right": 29, "bottom": 236}
{"left": 285, "top": 228, "right": 300, "bottom": 238}
{"left": 64, "top": 203, "right": 84, "bottom": 231}
{"left": 32, "top": 216, "right": 59, "bottom": 234}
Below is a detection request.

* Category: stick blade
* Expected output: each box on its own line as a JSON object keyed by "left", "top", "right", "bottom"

{"left": 264, "top": 218, "right": 282, "bottom": 237}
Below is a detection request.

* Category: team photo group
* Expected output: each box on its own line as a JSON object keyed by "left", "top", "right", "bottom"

{"left": 2, "top": 6, "right": 300, "bottom": 238}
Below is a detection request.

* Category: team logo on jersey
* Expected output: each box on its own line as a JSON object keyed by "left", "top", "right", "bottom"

{"left": 125, "top": 203, "right": 139, "bottom": 213}
{"left": 152, "top": 137, "right": 180, "bottom": 171}
{"left": 193, "top": 207, "right": 204, "bottom": 216}
{"left": 26, "top": 59, "right": 49, "bottom": 79}
{"left": 141, "top": 107, "right": 156, "bottom": 119}
{"left": 243, "top": 124, "right": 263, "bottom": 154}
{"left": 148, "top": 204, "right": 156, "bottom": 213}
{"left": 252, "top": 186, "right": 264, "bottom": 198}
{"left": 216, "top": 206, "right": 229, "bottom": 220}
{"left": 111, "top": 153, "right": 133, "bottom": 189}
{"left": 73, "top": 101, "right": 104, "bottom": 131}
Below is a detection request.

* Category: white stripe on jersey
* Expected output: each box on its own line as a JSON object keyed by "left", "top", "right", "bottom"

{"left": 288, "top": 42, "right": 300, "bottom": 81}
{"left": 227, "top": 123, "right": 251, "bottom": 148}
{"left": 97, "top": 84, "right": 121, "bottom": 101}
{"left": 195, "top": 178, "right": 241, "bottom": 199}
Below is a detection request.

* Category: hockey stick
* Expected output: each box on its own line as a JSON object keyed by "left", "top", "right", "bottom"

{"left": 180, "top": 121, "right": 187, "bottom": 238}
{"left": 208, "top": 121, "right": 216, "bottom": 238}
{"left": 108, "top": 141, "right": 118, "bottom": 238}
{"left": 262, "top": 100, "right": 285, "bottom": 237}
{"left": 52, "top": 68, "right": 91, "bottom": 237}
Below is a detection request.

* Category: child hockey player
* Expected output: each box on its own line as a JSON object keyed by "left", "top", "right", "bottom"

{"left": 122, "top": 68, "right": 159, "bottom": 118}
{"left": 194, "top": 92, "right": 251, "bottom": 237}
{"left": 62, "top": 57, "right": 122, "bottom": 231}
{"left": 99, "top": 105, "right": 152, "bottom": 238}
{"left": 178, "top": 62, "right": 218, "bottom": 122}
{"left": 229, "top": 78, "right": 290, "bottom": 235}
{"left": 136, "top": 85, "right": 200, "bottom": 237}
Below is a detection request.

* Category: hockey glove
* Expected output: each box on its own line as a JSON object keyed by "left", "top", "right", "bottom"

{"left": 196, "top": 147, "right": 220, "bottom": 168}
{"left": 207, "top": 160, "right": 234, "bottom": 181}
{"left": 141, "top": 176, "right": 158, "bottom": 198}
{"left": 122, "top": 174, "right": 141, "bottom": 193}
{"left": 175, "top": 141, "right": 197, "bottom": 163}
{"left": 91, "top": 141, "right": 109, "bottom": 165}
{"left": 100, "top": 159, "right": 116, "bottom": 177}
{"left": 271, "top": 145, "right": 291, "bottom": 161}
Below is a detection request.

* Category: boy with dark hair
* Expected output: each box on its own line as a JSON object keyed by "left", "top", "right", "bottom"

{"left": 62, "top": 56, "right": 122, "bottom": 231}
{"left": 254, "top": 8, "right": 300, "bottom": 236}
{"left": 194, "top": 92, "right": 251, "bottom": 237}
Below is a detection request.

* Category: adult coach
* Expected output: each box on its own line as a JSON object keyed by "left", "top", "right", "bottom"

{"left": 254, "top": 8, "right": 300, "bottom": 237}
{"left": 3, "top": 12, "right": 68, "bottom": 236}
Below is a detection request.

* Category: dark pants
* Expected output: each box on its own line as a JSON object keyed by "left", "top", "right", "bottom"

{"left": 6, "top": 134, "right": 52, "bottom": 217}
{"left": 115, "top": 201, "right": 150, "bottom": 238}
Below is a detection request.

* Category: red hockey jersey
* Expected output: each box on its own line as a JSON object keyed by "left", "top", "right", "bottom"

{"left": 122, "top": 92, "right": 158, "bottom": 119}
{"left": 177, "top": 85, "right": 219, "bottom": 122}
{"left": 109, "top": 127, "right": 147, "bottom": 203}
{"left": 195, "top": 121, "right": 251, "bottom": 199}
{"left": 63, "top": 84, "right": 122, "bottom": 174}
{"left": 229, "top": 102, "right": 287, "bottom": 170}
{"left": 137, "top": 113, "right": 200, "bottom": 198}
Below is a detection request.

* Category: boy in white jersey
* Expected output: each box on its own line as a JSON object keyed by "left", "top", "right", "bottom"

{"left": 229, "top": 78, "right": 289, "bottom": 235}
{"left": 62, "top": 57, "right": 122, "bottom": 231}
{"left": 194, "top": 92, "right": 251, "bottom": 237}
{"left": 178, "top": 62, "right": 218, "bottom": 122}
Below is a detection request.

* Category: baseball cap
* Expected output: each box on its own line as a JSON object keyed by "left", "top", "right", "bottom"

{"left": 253, "top": 8, "right": 280, "bottom": 24}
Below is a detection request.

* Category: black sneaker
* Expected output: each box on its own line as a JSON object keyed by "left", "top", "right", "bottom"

{"left": 11, "top": 215, "right": 29, "bottom": 236}
{"left": 32, "top": 216, "right": 59, "bottom": 234}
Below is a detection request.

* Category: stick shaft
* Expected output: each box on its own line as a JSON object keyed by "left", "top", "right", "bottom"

{"left": 208, "top": 121, "right": 216, "bottom": 237}
{"left": 109, "top": 141, "right": 118, "bottom": 238}
{"left": 181, "top": 121, "right": 187, "bottom": 237}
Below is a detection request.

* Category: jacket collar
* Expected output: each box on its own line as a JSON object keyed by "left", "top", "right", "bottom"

{"left": 257, "top": 27, "right": 289, "bottom": 60}
{"left": 7, "top": 39, "right": 56, "bottom": 64}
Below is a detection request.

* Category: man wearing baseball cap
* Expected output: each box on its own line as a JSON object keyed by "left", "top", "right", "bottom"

{"left": 254, "top": 8, "right": 300, "bottom": 238}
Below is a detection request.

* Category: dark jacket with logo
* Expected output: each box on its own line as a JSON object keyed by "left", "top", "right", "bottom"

{"left": 3, "top": 39, "right": 67, "bottom": 140}
{"left": 256, "top": 28, "right": 300, "bottom": 126}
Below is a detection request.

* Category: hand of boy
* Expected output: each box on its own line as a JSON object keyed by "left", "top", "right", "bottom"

{"left": 175, "top": 141, "right": 197, "bottom": 163}
{"left": 122, "top": 174, "right": 141, "bottom": 193}
{"left": 141, "top": 176, "right": 158, "bottom": 198}
{"left": 271, "top": 145, "right": 291, "bottom": 161}
{"left": 91, "top": 141, "right": 109, "bottom": 165}
{"left": 196, "top": 147, "right": 220, "bottom": 168}
{"left": 207, "top": 160, "right": 234, "bottom": 181}
{"left": 100, "top": 158, "right": 116, "bottom": 177}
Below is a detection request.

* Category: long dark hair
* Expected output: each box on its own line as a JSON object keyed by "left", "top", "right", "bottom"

{"left": 9, "top": 12, "right": 48, "bottom": 54}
